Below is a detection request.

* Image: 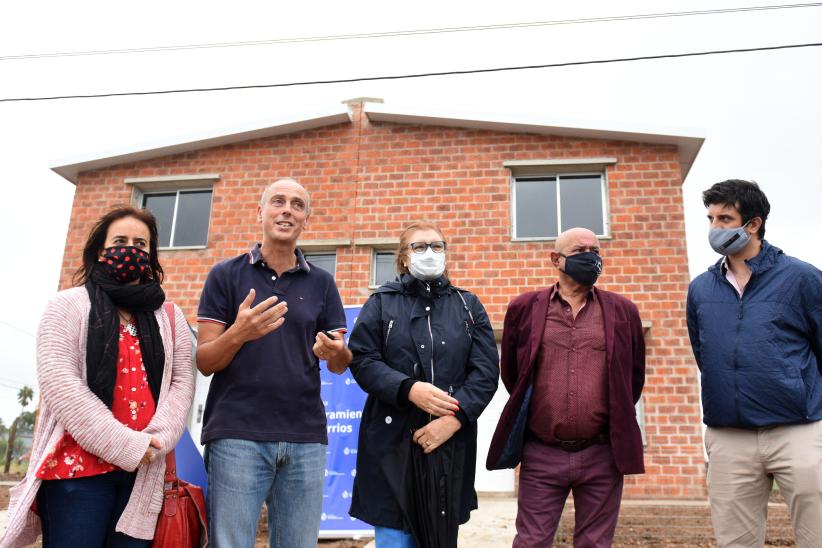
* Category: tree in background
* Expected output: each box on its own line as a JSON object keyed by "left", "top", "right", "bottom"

{"left": 0, "top": 417, "right": 6, "bottom": 459}
{"left": 4, "top": 385, "right": 34, "bottom": 473}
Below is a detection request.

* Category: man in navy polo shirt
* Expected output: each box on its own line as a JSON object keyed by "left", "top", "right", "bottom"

{"left": 196, "top": 177, "right": 351, "bottom": 548}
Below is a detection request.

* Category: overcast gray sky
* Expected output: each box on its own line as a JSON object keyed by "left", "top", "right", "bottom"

{"left": 1, "top": 0, "right": 821, "bottom": 424}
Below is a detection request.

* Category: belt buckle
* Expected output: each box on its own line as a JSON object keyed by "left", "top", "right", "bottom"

{"left": 559, "top": 440, "right": 582, "bottom": 451}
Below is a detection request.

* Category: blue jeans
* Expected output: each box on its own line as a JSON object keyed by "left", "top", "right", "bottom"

{"left": 375, "top": 526, "right": 418, "bottom": 548}
{"left": 205, "top": 438, "right": 326, "bottom": 548}
{"left": 36, "top": 470, "right": 150, "bottom": 548}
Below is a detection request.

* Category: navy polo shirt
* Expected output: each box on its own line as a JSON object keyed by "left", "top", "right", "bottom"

{"left": 197, "top": 244, "right": 346, "bottom": 445}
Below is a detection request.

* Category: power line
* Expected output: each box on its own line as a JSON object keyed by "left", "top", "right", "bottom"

{"left": 0, "top": 373, "right": 36, "bottom": 389}
{"left": 0, "top": 319, "right": 35, "bottom": 338}
{"left": 0, "top": 381, "right": 35, "bottom": 392}
{"left": 1, "top": 41, "right": 819, "bottom": 103}
{"left": 1, "top": 3, "right": 820, "bottom": 61}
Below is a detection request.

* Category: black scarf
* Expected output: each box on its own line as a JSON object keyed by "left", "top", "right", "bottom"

{"left": 85, "top": 264, "right": 166, "bottom": 408}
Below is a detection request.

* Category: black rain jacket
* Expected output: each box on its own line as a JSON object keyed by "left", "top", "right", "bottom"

{"left": 348, "top": 274, "right": 499, "bottom": 529}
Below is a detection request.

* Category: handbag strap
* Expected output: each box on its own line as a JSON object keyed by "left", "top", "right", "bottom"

{"left": 161, "top": 301, "right": 177, "bottom": 484}
{"left": 162, "top": 302, "right": 176, "bottom": 343}
{"left": 163, "top": 450, "right": 178, "bottom": 483}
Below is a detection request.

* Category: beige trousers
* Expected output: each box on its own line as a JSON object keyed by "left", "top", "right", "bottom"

{"left": 705, "top": 422, "right": 822, "bottom": 548}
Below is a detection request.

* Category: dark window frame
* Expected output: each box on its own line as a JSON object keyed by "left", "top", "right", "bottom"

{"left": 371, "top": 249, "right": 397, "bottom": 287}
{"left": 304, "top": 252, "right": 337, "bottom": 278}
{"left": 511, "top": 172, "right": 610, "bottom": 240}
{"left": 141, "top": 187, "right": 213, "bottom": 249}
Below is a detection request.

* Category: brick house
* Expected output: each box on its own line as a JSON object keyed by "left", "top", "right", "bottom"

{"left": 52, "top": 98, "right": 705, "bottom": 498}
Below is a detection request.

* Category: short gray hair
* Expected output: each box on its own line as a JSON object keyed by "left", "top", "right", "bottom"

{"left": 259, "top": 178, "right": 311, "bottom": 213}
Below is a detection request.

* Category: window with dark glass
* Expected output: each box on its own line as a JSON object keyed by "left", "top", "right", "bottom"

{"left": 513, "top": 174, "right": 606, "bottom": 239}
{"left": 142, "top": 189, "right": 212, "bottom": 247}
{"left": 372, "top": 251, "right": 397, "bottom": 286}
{"left": 304, "top": 253, "right": 337, "bottom": 278}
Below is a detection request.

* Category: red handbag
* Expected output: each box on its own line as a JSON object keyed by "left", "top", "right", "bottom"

{"left": 151, "top": 450, "right": 208, "bottom": 547}
{"left": 152, "top": 302, "right": 208, "bottom": 547}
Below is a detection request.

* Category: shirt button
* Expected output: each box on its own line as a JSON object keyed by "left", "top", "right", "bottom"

{"left": 570, "top": 369, "right": 575, "bottom": 374}
{"left": 420, "top": 344, "right": 425, "bottom": 349}
{"left": 425, "top": 306, "right": 430, "bottom": 311}
{"left": 441, "top": 341, "right": 445, "bottom": 345}
{"left": 271, "top": 275, "right": 277, "bottom": 281}
{"left": 385, "top": 416, "right": 393, "bottom": 424}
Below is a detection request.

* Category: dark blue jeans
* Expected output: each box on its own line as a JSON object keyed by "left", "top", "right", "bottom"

{"left": 37, "top": 470, "right": 151, "bottom": 548}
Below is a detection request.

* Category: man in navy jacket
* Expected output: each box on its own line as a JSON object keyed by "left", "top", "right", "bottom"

{"left": 488, "top": 227, "right": 645, "bottom": 547}
{"left": 687, "top": 179, "right": 822, "bottom": 548}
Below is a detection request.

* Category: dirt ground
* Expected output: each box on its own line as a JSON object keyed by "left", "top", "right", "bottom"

{"left": 0, "top": 473, "right": 22, "bottom": 510}
{"left": 255, "top": 494, "right": 797, "bottom": 548}
{"left": 0, "top": 478, "right": 369, "bottom": 548}
{"left": 2, "top": 477, "right": 796, "bottom": 547}
{"left": 0, "top": 484, "right": 10, "bottom": 511}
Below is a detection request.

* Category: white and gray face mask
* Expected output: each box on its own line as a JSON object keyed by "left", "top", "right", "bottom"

{"left": 708, "top": 220, "right": 752, "bottom": 256}
{"left": 408, "top": 248, "right": 446, "bottom": 280}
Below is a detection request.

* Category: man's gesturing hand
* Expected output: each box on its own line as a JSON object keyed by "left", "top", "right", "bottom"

{"left": 233, "top": 288, "right": 288, "bottom": 343}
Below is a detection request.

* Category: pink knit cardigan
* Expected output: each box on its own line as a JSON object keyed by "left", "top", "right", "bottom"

{"left": 1, "top": 287, "right": 195, "bottom": 546}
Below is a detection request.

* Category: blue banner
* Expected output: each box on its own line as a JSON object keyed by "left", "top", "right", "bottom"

{"left": 319, "top": 306, "right": 373, "bottom": 538}
{"left": 174, "top": 428, "right": 208, "bottom": 497}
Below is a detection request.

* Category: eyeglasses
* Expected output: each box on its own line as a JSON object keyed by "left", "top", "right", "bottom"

{"left": 408, "top": 241, "right": 447, "bottom": 254}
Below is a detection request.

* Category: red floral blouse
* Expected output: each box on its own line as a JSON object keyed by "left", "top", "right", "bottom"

{"left": 37, "top": 322, "right": 156, "bottom": 480}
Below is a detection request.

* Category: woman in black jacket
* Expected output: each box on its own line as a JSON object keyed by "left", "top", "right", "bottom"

{"left": 348, "top": 220, "right": 499, "bottom": 548}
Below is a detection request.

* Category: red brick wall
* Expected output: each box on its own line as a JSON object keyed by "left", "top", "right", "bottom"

{"left": 59, "top": 102, "right": 705, "bottom": 498}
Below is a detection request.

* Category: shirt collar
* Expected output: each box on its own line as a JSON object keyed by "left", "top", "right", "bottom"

{"left": 247, "top": 244, "right": 310, "bottom": 273}
{"left": 550, "top": 282, "right": 595, "bottom": 303}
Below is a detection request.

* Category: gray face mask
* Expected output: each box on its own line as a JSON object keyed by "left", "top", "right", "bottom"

{"left": 708, "top": 221, "right": 752, "bottom": 256}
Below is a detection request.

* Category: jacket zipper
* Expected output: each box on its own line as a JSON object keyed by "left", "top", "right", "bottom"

{"left": 719, "top": 263, "right": 757, "bottom": 424}
{"left": 427, "top": 314, "right": 435, "bottom": 385}
{"left": 456, "top": 290, "right": 474, "bottom": 340}
{"left": 425, "top": 284, "right": 435, "bottom": 385}
{"left": 385, "top": 319, "right": 394, "bottom": 347}
{"left": 426, "top": 283, "right": 435, "bottom": 422}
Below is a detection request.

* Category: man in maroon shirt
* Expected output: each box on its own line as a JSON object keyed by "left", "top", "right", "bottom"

{"left": 487, "top": 227, "right": 646, "bottom": 547}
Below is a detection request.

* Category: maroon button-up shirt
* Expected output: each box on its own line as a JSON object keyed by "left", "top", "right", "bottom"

{"left": 527, "top": 284, "right": 609, "bottom": 443}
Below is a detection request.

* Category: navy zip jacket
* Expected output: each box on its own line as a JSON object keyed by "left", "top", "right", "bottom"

{"left": 687, "top": 241, "right": 822, "bottom": 428}
{"left": 348, "top": 274, "right": 499, "bottom": 529}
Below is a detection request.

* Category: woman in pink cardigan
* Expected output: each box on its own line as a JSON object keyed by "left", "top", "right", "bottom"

{"left": 1, "top": 206, "right": 194, "bottom": 548}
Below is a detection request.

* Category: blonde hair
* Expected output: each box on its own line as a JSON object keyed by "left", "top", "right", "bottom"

{"left": 395, "top": 220, "right": 448, "bottom": 278}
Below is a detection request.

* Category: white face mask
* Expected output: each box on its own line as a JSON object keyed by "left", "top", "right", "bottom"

{"left": 408, "top": 248, "right": 446, "bottom": 280}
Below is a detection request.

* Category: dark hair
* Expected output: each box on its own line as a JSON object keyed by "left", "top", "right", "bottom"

{"left": 395, "top": 219, "right": 449, "bottom": 278}
{"left": 702, "top": 179, "right": 770, "bottom": 239}
{"left": 73, "top": 206, "right": 165, "bottom": 286}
